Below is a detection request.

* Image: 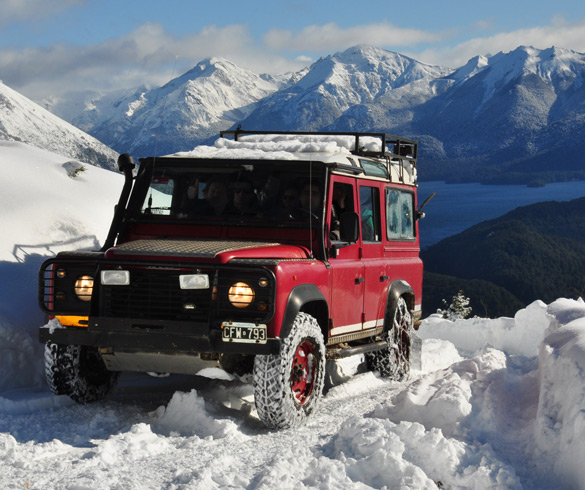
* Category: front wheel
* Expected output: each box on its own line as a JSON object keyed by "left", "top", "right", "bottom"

{"left": 44, "top": 343, "right": 120, "bottom": 404}
{"left": 253, "top": 313, "right": 326, "bottom": 429}
{"left": 365, "top": 296, "right": 413, "bottom": 381}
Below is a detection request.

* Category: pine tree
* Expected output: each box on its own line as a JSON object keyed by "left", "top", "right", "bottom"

{"left": 438, "top": 290, "right": 472, "bottom": 321}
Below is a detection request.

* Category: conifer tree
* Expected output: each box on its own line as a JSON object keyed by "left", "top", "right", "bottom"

{"left": 438, "top": 290, "right": 472, "bottom": 321}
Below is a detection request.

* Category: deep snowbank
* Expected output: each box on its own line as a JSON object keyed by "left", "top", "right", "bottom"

{"left": 0, "top": 141, "right": 121, "bottom": 389}
{"left": 534, "top": 298, "right": 585, "bottom": 489}
{"left": 418, "top": 298, "right": 585, "bottom": 489}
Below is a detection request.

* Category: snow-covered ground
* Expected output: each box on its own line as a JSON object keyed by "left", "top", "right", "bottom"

{"left": 0, "top": 141, "right": 122, "bottom": 391}
{"left": 1, "top": 142, "right": 585, "bottom": 489}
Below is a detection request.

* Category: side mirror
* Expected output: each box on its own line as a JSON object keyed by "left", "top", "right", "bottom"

{"left": 117, "top": 153, "right": 136, "bottom": 173}
{"left": 339, "top": 212, "right": 359, "bottom": 243}
{"left": 416, "top": 192, "right": 436, "bottom": 220}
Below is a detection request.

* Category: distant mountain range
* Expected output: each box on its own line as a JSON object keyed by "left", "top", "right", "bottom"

{"left": 42, "top": 58, "right": 304, "bottom": 162}
{"left": 0, "top": 81, "right": 118, "bottom": 170}
{"left": 2, "top": 44, "right": 584, "bottom": 182}
{"left": 41, "top": 44, "right": 585, "bottom": 183}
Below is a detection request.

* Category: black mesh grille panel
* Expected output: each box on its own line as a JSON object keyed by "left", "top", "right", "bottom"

{"left": 101, "top": 268, "right": 213, "bottom": 322}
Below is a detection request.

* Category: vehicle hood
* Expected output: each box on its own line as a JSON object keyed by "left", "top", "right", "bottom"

{"left": 105, "top": 239, "right": 311, "bottom": 263}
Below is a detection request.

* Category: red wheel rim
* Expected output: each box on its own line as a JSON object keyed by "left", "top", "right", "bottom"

{"left": 290, "top": 339, "right": 317, "bottom": 405}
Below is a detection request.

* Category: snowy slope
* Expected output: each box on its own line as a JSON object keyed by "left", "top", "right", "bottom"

{"left": 2, "top": 140, "right": 585, "bottom": 488}
{"left": 0, "top": 141, "right": 122, "bottom": 390}
{"left": 42, "top": 85, "right": 152, "bottom": 134}
{"left": 0, "top": 81, "right": 119, "bottom": 170}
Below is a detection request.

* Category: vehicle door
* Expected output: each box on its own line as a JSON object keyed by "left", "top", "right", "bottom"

{"left": 359, "top": 183, "right": 387, "bottom": 332}
{"left": 326, "top": 176, "right": 364, "bottom": 338}
{"left": 384, "top": 185, "right": 421, "bottom": 310}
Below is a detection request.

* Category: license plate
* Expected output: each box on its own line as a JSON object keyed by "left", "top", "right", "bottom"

{"left": 222, "top": 322, "right": 267, "bottom": 344}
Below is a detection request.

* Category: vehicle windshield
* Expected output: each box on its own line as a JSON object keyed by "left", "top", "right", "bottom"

{"left": 133, "top": 158, "right": 326, "bottom": 229}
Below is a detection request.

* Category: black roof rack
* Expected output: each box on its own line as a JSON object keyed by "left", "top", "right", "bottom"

{"left": 219, "top": 129, "right": 417, "bottom": 163}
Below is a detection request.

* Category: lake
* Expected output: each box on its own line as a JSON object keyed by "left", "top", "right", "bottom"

{"left": 417, "top": 181, "right": 585, "bottom": 248}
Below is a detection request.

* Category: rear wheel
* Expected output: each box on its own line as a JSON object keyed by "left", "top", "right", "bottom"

{"left": 366, "top": 296, "right": 413, "bottom": 381}
{"left": 253, "top": 313, "right": 326, "bottom": 429}
{"left": 45, "top": 342, "right": 120, "bottom": 403}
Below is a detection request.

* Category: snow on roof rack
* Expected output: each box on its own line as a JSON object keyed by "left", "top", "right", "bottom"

{"left": 219, "top": 129, "right": 418, "bottom": 163}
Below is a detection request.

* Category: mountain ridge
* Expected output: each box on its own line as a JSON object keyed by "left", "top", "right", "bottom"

{"left": 87, "top": 57, "right": 292, "bottom": 157}
{"left": 13, "top": 43, "right": 585, "bottom": 183}
{"left": 0, "top": 81, "right": 118, "bottom": 169}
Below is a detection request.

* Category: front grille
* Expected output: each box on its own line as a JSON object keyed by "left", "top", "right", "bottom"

{"left": 101, "top": 268, "right": 212, "bottom": 322}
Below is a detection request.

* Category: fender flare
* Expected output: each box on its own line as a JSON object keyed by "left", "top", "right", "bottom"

{"left": 279, "top": 284, "right": 328, "bottom": 341}
{"left": 384, "top": 280, "right": 415, "bottom": 332}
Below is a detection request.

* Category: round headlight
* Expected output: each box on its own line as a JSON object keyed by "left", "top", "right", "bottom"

{"left": 74, "top": 275, "right": 94, "bottom": 302}
{"left": 228, "top": 282, "right": 255, "bottom": 308}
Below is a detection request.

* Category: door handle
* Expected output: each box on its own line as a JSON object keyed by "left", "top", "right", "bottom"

{"left": 380, "top": 275, "right": 389, "bottom": 282}
{"left": 355, "top": 277, "right": 365, "bottom": 284}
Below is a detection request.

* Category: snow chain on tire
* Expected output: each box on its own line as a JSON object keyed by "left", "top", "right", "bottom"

{"left": 366, "top": 296, "right": 413, "bottom": 381}
{"left": 45, "top": 342, "right": 120, "bottom": 404}
{"left": 253, "top": 312, "right": 326, "bottom": 429}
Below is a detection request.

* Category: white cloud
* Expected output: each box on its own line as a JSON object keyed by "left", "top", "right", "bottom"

{"left": 264, "top": 22, "right": 443, "bottom": 52}
{"left": 296, "top": 55, "right": 313, "bottom": 63}
{"left": 0, "top": 22, "right": 306, "bottom": 102}
{"left": 473, "top": 18, "right": 494, "bottom": 31}
{"left": 0, "top": 0, "right": 83, "bottom": 25}
{"left": 2, "top": 16, "right": 585, "bottom": 103}
{"left": 414, "top": 16, "right": 585, "bottom": 68}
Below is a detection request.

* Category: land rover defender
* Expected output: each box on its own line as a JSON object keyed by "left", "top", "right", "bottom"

{"left": 39, "top": 130, "right": 424, "bottom": 429}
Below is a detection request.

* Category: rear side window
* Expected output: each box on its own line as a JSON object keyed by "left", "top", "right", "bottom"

{"left": 386, "top": 188, "right": 415, "bottom": 240}
{"left": 359, "top": 186, "right": 381, "bottom": 242}
{"left": 359, "top": 159, "right": 389, "bottom": 179}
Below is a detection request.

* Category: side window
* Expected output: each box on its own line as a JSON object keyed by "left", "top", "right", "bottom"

{"left": 359, "top": 186, "right": 381, "bottom": 242}
{"left": 386, "top": 188, "right": 414, "bottom": 240}
{"left": 331, "top": 182, "right": 354, "bottom": 240}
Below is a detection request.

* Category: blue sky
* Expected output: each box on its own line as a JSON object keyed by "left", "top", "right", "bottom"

{"left": 1, "top": 0, "right": 585, "bottom": 102}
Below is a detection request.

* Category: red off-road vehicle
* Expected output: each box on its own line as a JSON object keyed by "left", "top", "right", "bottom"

{"left": 39, "top": 130, "right": 424, "bottom": 428}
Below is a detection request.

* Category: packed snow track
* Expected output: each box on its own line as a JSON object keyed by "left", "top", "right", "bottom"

{"left": 2, "top": 299, "right": 585, "bottom": 489}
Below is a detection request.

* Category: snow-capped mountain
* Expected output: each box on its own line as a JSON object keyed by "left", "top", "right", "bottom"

{"left": 85, "top": 57, "right": 294, "bottom": 157}
{"left": 240, "top": 45, "right": 453, "bottom": 132}
{"left": 414, "top": 45, "right": 585, "bottom": 180}
{"left": 0, "top": 81, "right": 118, "bottom": 170}
{"left": 44, "top": 44, "right": 585, "bottom": 182}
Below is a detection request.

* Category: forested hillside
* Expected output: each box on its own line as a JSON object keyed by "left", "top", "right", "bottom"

{"left": 422, "top": 197, "right": 585, "bottom": 316}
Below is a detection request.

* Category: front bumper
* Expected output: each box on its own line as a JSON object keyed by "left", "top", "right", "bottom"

{"left": 39, "top": 317, "right": 281, "bottom": 356}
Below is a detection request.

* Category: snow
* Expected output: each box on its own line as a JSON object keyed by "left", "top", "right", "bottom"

{"left": 0, "top": 141, "right": 122, "bottom": 390}
{"left": 0, "top": 81, "right": 118, "bottom": 170}
{"left": 175, "top": 133, "right": 371, "bottom": 160}
{"left": 175, "top": 133, "right": 406, "bottom": 161}
{"left": 2, "top": 142, "right": 585, "bottom": 488}
{"left": 88, "top": 57, "right": 282, "bottom": 157}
